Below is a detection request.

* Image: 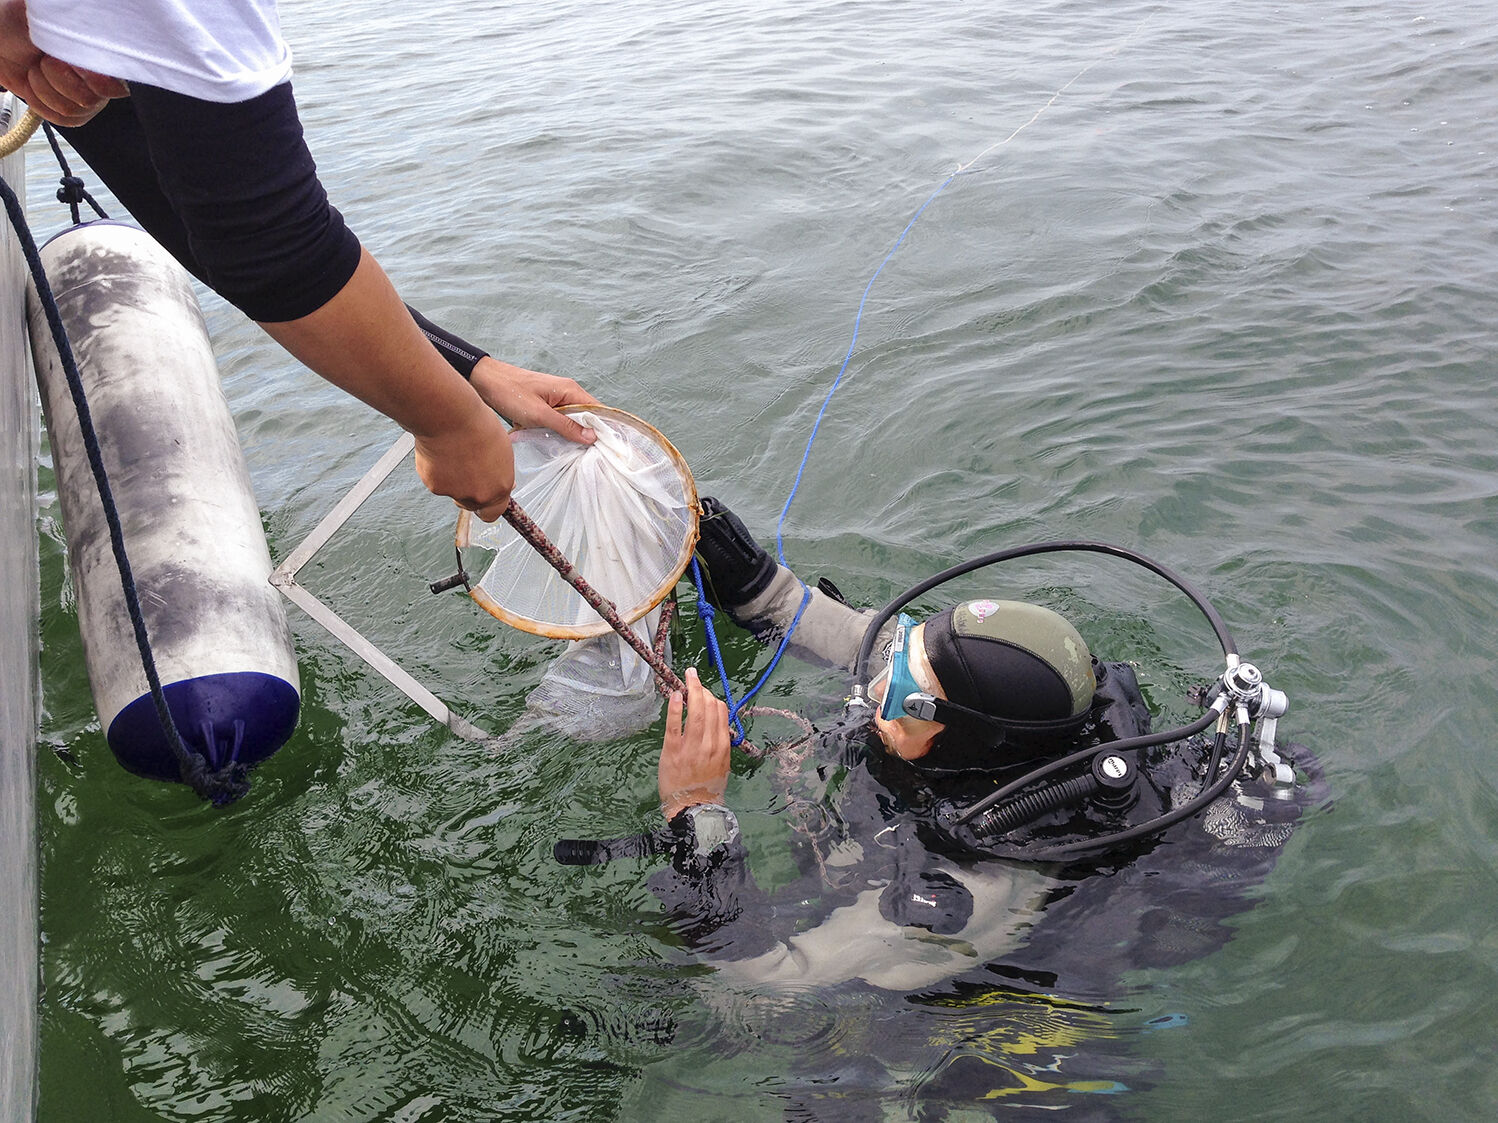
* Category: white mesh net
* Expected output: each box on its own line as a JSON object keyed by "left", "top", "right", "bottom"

{"left": 458, "top": 407, "right": 697, "bottom": 742}
{"left": 517, "top": 610, "right": 671, "bottom": 742}
{"left": 460, "top": 407, "right": 697, "bottom": 639}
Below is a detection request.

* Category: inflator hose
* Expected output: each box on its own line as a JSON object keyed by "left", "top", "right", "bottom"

{"left": 999, "top": 724, "right": 1254, "bottom": 862}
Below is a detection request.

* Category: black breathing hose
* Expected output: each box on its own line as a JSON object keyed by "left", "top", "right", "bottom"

{"left": 846, "top": 538, "right": 1254, "bottom": 861}
{"left": 953, "top": 707, "right": 1222, "bottom": 827}
{"left": 853, "top": 539, "right": 1237, "bottom": 687}
{"left": 971, "top": 770, "right": 1101, "bottom": 838}
{"left": 981, "top": 723, "right": 1252, "bottom": 863}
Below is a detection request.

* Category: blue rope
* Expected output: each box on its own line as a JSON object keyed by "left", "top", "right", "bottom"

{"left": 774, "top": 172, "right": 959, "bottom": 564}
{"left": 691, "top": 558, "right": 745, "bottom": 741}
{"left": 691, "top": 557, "right": 810, "bottom": 747}
{"left": 714, "top": 38, "right": 1133, "bottom": 708}
{"left": 698, "top": 172, "right": 965, "bottom": 733}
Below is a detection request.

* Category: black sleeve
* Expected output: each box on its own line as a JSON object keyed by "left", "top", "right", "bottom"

{"left": 61, "top": 96, "right": 493, "bottom": 377}
{"left": 405, "top": 305, "right": 489, "bottom": 379}
{"left": 63, "top": 82, "right": 361, "bottom": 322}
{"left": 646, "top": 810, "right": 777, "bottom": 960}
{"left": 57, "top": 97, "right": 201, "bottom": 277}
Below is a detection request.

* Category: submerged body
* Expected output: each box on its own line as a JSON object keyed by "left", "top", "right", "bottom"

{"left": 625, "top": 533, "right": 1327, "bottom": 1106}
{"left": 648, "top": 574, "right": 1320, "bottom": 993}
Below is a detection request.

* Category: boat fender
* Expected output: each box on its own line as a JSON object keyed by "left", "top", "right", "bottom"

{"left": 26, "top": 220, "right": 300, "bottom": 784}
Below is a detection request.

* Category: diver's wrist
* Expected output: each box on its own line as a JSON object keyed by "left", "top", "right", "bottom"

{"left": 667, "top": 802, "right": 741, "bottom": 864}
{"left": 661, "top": 789, "right": 725, "bottom": 821}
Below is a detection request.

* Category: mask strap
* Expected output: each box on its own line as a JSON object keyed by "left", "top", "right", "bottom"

{"left": 901, "top": 692, "right": 1089, "bottom": 737}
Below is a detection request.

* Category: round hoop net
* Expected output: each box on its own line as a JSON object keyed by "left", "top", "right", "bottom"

{"left": 457, "top": 406, "right": 698, "bottom": 640}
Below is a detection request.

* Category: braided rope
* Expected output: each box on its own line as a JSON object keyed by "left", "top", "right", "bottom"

{"left": 0, "top": 106, "right": 40, "bottom": 159}
{"left": 651, "top": 599, "right": 676, "bottom": 699}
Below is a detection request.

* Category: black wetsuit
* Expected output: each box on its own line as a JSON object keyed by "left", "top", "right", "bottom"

{"left": 639, "top": 564, "right": 1327, "bottom": 1108}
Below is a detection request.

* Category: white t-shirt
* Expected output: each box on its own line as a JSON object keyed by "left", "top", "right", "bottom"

{"left": 27, "top": 0, "right": 292, "bottom": 102}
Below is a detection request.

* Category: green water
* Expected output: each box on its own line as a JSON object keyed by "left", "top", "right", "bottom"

{"left": 28, "top": 0, "right": 1498, "bottom": 1118}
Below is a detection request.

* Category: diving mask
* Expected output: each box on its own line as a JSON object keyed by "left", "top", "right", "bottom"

{"left": 877, "top": 613, "right": 924, "bottom": 722}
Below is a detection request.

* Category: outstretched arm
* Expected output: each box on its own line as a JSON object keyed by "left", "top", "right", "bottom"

{"left": 259, "top": 248, "right": 522, "bottom": 520}
{"left": 694, "top": 497, "right": 879, "bottom": 671}
{"left": 648, "top": 669, "right": 776, "bottom": 958}
{"left": 8, "top": 42, "right": 598, "bottom": 519}
{"left": 405, "top": 306, "right": 599, "bottom": 447}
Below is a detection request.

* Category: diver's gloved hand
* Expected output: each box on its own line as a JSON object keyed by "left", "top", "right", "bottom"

{"left": 695, "top": 496, "right": 777, "bottom": 609}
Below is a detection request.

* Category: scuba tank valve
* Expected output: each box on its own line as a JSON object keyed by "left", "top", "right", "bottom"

{"left": 1222, "top": 662, "right": 1294, "bottom": 787}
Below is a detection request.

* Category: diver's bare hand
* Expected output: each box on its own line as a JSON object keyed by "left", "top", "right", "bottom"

{"left": 659, "top": 668, "right": 731, "bottom": 820}
{"left": 470, "top": 357, "right": 599, "bottom": 446}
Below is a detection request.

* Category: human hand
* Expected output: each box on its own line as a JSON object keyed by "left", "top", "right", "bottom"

{"left": 0, "top": 1, "right": 127, "bottom": 126}
{"left": 658, "top": 668, "right": 732, "bottom": 821}
{"left": 470, "top": 357, "right": 600, "bottom": 447}
{"left": 413, "top": 404, "right": 516, "bottom": 522}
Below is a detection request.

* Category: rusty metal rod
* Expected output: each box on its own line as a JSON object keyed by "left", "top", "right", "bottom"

{"left": 502, "top": 501, "right": 686, "bottom": 694}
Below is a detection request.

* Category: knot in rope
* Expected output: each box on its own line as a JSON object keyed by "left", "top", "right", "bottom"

{"left": 177, "top": 751, "right": 252, "bottom": 807}
{"left": 56, "top": 175, "right": 86, "bottom": 205}
{"left": 42, "top": 122, "right": 108, "bottom": 225}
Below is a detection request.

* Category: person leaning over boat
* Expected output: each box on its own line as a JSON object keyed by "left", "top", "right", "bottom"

{"left": 0, "top": 0, "right": 595, "bottom": 522}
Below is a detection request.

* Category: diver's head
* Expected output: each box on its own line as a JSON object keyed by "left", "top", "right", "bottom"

{"left": 870, "top": 599, "right": 1096, "bottom": 772}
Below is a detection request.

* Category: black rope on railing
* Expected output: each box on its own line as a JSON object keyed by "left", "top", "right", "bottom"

{"left": 0, "top": 172, "right": 248, "bottom": 805}
{"left": 40, "top": 123, "right": 108, "bottom": 225}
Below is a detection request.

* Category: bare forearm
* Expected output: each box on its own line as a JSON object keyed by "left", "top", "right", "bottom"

{"left": 259, "top": 248, "right": 488, "bottom": 439}
{"left": 259, "top": 248, "right": 516, "bottom": 519}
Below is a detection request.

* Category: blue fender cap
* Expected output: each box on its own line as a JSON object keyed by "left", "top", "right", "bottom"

{"left": 106, "top": 671, "right": 301, "bottom": 784}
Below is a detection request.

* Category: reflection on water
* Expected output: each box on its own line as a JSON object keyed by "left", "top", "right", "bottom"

{"left": 30, "top": 0, "right": 1498, "bottom": 1119}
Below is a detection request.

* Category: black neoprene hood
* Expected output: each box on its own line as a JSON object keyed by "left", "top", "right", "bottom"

{"left": 924, "top": 602, "right": 1092, "bottom": 723}
{"left": 916, "top": 600, "right": 1097, "bottom": 772}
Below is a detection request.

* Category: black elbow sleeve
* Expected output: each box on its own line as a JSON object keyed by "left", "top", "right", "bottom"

{"left": 407, "top": 305, "right": 489, "bottom": 378}
{"left": 125, "top": 82, "right": 362, "bottom": 322}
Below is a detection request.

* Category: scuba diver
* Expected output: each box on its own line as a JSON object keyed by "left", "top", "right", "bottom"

{"left": 557, "top": 498, "right": 1328, "bottom": 1109}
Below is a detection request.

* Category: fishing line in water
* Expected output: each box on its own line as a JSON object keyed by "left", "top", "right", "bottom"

{"left": 696, "top": 14, "right": 1156, "bottom": 734}
{"left": 776, "top": 24, "right": 1152, "bottom": 561}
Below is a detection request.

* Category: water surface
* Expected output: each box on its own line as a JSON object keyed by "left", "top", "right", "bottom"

{"left": 29, "top": 1, "right": 1498, "bottom": 1119}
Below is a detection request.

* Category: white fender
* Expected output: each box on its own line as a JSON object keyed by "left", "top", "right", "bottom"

{"left": 27, "top": 221, "right": 299, "bottom": 783}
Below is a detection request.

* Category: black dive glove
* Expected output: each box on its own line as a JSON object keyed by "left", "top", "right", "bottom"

{"left": 695, "top": 497, "right": 778, "bottom": 609}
